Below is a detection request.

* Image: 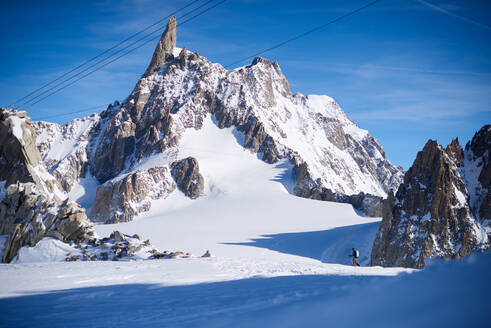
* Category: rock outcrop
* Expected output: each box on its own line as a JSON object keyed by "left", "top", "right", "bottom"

{"left": 63, "top": 231, "right": 161, "bottom": 262}
{"left": 90, "top": 166, "right": 176, "bottom": 223}
{"left": 145, "top": 16, "right": 177, "bottom": 76}
{"left": 0, "top": 109, "right": 96, "bottom": 263}
{"left": 1, "top": 183, "right": 95, "bottom": 263}
{"left": 171, "top": 157, "right": 204, "bottom": 199}
{"left": 371, "top": 134, "right": 489, "bottom": 269}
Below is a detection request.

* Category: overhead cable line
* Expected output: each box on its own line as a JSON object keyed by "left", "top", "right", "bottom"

{"left": 225, "top": 0, "right": 382, "bottom": 68}
{"left": 14, "top": 0, "right": 217, "bottom": 110}
{"left": 19, "top": 0, "right": 228, "bottom": 110}
{"left": 31, "top": 104, "right": 108, "bottom": 121}
{"left": 15, "top": 0, "right": 217, "bottom": 110}
{"left": 8, "top": 0, "right": 203, "bottom": 109}
{"left": 28, "top": 0, "right": 377, "bottom": 119}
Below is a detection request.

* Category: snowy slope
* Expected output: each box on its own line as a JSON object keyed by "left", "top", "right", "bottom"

{"left": 94, "top": 116, "right": 382, "bottom": 263}
{"left": 0, "top": 252, "right": 488, "bottom": 327}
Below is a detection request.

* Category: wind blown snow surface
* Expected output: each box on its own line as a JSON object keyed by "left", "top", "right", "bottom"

{"left": 0, "top": 254, "right": 488, "bottom": 327}
{"left": 1, "top": 116, "right": 488, "bottom": 327}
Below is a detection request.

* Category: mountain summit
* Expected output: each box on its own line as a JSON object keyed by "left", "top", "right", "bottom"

{"left": 32, "top": 17, "right": 403, "bottom": 223}
{"left": 145, "top": 16, "right": 177, "bottom": 76}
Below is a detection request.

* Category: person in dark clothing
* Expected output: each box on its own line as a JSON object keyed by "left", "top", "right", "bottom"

{"left": 351, "top": 248, "right": 361, "bottom": 266}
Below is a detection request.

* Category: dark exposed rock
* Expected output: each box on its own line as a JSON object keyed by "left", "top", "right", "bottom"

{"left": 464, "top": 125, "right": 490, "bottom": 224}
{"left": 292, "top": 161, "right": 384, "bottom": 217}
{"left": 92, "top": 114, "right": 136, "bottom": 183}
{"left": 171, "top": 157, "right": 204, "bottom": 199}
{"left": 90, "top": 166, "right": 176, "bottom": 223}
{"left": 371, "top": 139, "right": 485, "bottom": 268}
{"left": 445, "top": 138, "right": 464, "bottom": 166}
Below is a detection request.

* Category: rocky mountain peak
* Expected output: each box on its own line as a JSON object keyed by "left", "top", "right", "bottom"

{"left": 31, "top": 21, "right": 404, "bottom": 223}
{"left": 145, "top": 16, "right": 177, "bottom": 76}
{"left": 445, "top": 137, "right": 463, "bottom": 166}
{"left": 371, "top": 135, "right": 488, "bottom": 268}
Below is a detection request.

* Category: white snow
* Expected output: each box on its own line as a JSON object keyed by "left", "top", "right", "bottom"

{"left": 8, "top": 115, "right": 26, "bottom": 145}
{"left": 12, "top": 238, "right": 81, "bottom": 264}
{"left": 42, "top": 118, "right": 95, "bottom": 162}
{"left": 95, "top": 117, "right": 382, "bottom": 262}
{"left": 69, "top": 173, "right": 100, "bottom": 213}
{"left": 454, "top": 185, "right": 467, "bottom": 208}
{"left": 0, "top": 252, "right": 488, "bottom": 327}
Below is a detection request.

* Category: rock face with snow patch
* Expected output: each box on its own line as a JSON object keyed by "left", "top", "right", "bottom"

{"left": 34, "top": 114, "right": 100, "bottom": 193}
{"left": 90, "top": 166, "right": 176, "bottom": 223}
{"left": 0, "top": 109, "right": 96, "bottom": 263}
{"left": 32, "top": 17, "right": 403, "bottom": 222}
{"left": 371, "top": 134, "right": 489, "bottom": 269}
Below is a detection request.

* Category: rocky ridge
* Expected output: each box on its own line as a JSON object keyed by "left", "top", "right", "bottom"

{"left": 32, "top": 17, "right": 403, "bottom": 223}
{"left": 0, "top": 109, "right": 173, "bottom": 263}
{"left": 0, "top": 109, "right": 95, "bottom": 262}
{"left": 371, "top": 130, "right": 490, "bottom": 269}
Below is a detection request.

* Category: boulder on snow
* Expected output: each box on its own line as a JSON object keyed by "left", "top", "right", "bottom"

{"left": 170, "top": 157, "right": 204, "bottom": 199}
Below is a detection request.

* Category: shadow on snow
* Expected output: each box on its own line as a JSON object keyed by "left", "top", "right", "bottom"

{"left": 223, "top": 222, "right": 381, "bottom": 266}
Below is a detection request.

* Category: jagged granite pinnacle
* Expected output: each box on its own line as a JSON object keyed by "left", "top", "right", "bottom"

{"left": 145, "top": 16, "right": 177, "bottom": 75}
{"left": 371, "top": 138, "right": 487, "bottom": 268}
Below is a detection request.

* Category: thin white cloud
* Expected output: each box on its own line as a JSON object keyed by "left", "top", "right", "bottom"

{"left": 415, "top": 0, "right": 491, "bottom": 31}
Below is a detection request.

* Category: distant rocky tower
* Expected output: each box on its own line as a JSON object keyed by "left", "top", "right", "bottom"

{"left": 145, "top": 16, "right": 177, "bottom": 75}
{"left": 371, "top": 126, "right": 490, "bottom": 268}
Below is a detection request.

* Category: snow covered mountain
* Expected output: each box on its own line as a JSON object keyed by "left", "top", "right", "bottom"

{"left": 33, "top": 17, "right": 403, "bottom": 223}
{"left": 371, "top": 128, "right": 490, "bottom": 268}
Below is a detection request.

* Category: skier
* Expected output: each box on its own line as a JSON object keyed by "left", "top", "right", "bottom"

{"left": 351, "top": 248, "right": 360, "bottom": 266}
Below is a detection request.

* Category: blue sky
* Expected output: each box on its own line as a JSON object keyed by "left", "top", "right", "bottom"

{"left": 1, "top": 0, "right": 490, "bottom": 169}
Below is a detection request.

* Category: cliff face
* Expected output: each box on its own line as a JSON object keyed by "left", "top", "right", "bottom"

{"left": 90, "top": 166, "right": 176, "bottom": 224}
{"left": 464, "top": 125, "right": 490, "bottom": 228}
{"left": 0, "top": 109, "right": 95, "bottom": 263}
{"left": 371, "top": 132, "right": 489, "bottom": 269}
{"left": 32, "top": 17, "right": 403, "bottom": 223}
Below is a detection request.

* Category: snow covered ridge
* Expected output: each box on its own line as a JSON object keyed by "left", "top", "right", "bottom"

{"left": 372, "top": 134, "right": 490, "bottom": 268}
{"left": 31, "top": 17, "right": 403, "bottom": 223}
